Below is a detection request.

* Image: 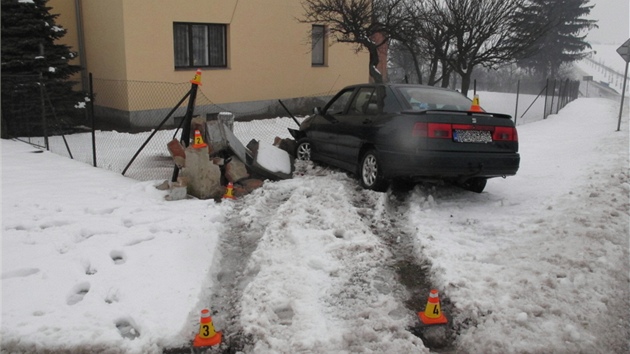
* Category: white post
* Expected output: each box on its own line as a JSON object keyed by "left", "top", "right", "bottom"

{"left": 617, "top": 60, "right": 628, "bottom": 132}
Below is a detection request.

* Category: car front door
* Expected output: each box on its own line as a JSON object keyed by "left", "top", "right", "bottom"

{"left": 311, "top": 88, "right": 355, "bottom": 160}
{"left": 333, "top": 86, "right": 379, "bottom": 169}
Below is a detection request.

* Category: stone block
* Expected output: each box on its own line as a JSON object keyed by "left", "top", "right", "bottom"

{"left": 225, "top": 157, "right": 249, "bottom": 183}
{"left": 181, "top": 147, "right": 223, "bottom": 199}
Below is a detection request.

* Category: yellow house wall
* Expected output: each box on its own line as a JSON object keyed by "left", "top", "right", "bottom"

{"left": 51, "top": 0, "right": 368, "bottom": 113}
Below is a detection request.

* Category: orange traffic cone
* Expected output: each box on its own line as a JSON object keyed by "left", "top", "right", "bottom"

{"left": 192, "top": 129, "right": 207, "bottom": 149}
{"left": 190, "top": 68, "right": 202, "bottom": 86}
{"left": 418, "top": 289, "right": 448, "bottom": 325}
{"left": 469, "top": 94, "right": 483, "bottom": 112}
{"left": 223, "top": 182, "right": 235, "bottom": 199}
{"left": 193, "top": 309, "right": 222, "bottom": 347}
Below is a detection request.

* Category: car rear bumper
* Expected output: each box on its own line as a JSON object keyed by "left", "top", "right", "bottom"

{"left": 378, "top": 150, "right": 520, "bottom": 179}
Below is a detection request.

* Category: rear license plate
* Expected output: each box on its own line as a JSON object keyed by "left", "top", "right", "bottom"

{"left": 453, "top": 130, "right": 492, "bottom": 143}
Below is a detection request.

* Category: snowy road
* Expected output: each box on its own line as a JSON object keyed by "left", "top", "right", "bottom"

{"left": 202, "top": 165, "right": 431, "bottom": 353}
{"left": 187, "top": 98, "right": 629, "bottom": 353}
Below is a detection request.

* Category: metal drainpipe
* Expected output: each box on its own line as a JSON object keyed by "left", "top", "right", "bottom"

{"left": 74, "top": 0, "right": 88, "bottom": 91}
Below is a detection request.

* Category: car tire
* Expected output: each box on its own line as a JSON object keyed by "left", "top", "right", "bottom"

{"left": 359, "top": 150, "right": 388, "bottom": 192}
{"left": 295, "top": 138, "right": 311, "bottom": 161}
{"left": 461, "top": 177, "right": 487, "bottom": 193}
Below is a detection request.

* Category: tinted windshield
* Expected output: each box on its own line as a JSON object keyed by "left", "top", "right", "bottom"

{"left": 397, "top": 86, "right": 472, "bottom": 111}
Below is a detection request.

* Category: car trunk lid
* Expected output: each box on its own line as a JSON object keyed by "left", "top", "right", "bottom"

{"left": 404, "top": 110, "right": 519, "bottom": 153}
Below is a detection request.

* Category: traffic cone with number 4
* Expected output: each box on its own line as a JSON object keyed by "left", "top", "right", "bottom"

{"left": 193, "top": 309, "right": 222, "bottom": 347}
{"left": 418, "top": 289, "right": 448, "bottom": 325}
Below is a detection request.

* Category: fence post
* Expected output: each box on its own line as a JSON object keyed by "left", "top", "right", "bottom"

{"left": 170, "top": 73, "right": 201, "bottom": 182}
{"left": 543, "top": 79, "right": 549, "bottom": 119}
{"left": 576, "top": 80, "right": 580, "bottom": 100}
{"left": 561, "top": 79, "right": 570, "bottom": 108}
{"left": 37, "top": 43, "right": 50, "bottom": 150}
{"left": 39, "top": 72, "right": 49, "bottom": 150}
{"left": 514, "top": 80, "right": 520, "bottom": 125}
{"left": 556, "top": 80, "right": 563, "bottom": 113}
{"left": 89, "top": 73, "right": 97, "bottom": 167}
{"left": 549, "top": 80, "right": 556, "bottom": 115}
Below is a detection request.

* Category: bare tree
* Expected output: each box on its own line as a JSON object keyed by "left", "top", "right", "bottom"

{"left": 301, "top": 0, "right": 409, "bottom": 83}
{"left": 392, "top": 1, "right": 454, "bottom": 87}
{"left": 412, "top": 0, "right": 548, "bottom": 96}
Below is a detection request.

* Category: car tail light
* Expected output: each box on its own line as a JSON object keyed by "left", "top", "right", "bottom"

{"left": 412, "top": 123, "right": 452, "bottom": 138}
{"left": 414, "top": 123, "right": 517, "bottom": 142}
{"left": 493, "top": 126, "right": 518, "bottom": 141}
{"left": 412, "top": 122, "right": 428, "bottom": 137}
{"left": 429, "top": 123, "right": 453, "bottom": 138}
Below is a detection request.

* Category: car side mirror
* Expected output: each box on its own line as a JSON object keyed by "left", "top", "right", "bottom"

{"left": 313, "top": 107, "right": 322, "bottom": 115}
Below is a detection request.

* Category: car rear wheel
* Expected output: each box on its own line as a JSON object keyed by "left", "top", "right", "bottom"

{"left": 460, "top": 177, "right": 487, "bottom": 193}
{"left": 295, "top": 139, "right": 311, "bottom": 161}
{"left": 359, "top": 150, "right": 388, "bottom": 192}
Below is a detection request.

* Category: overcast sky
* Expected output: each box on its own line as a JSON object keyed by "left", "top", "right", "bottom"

{"left": 586, "top": 0, "right": 630, "bottom": 44}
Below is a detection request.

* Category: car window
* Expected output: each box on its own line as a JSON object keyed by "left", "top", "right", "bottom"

{"left": 398, "top": 86, "right": 472, "bottom": 111}
{"left": 382, "top": 86, "right": 402, "bottom": 113}
{"left": 349, "top": 87, "right": 377, "bottom": 115}
{"left": 325, "top": 89, "right": 355, "bottom": 115}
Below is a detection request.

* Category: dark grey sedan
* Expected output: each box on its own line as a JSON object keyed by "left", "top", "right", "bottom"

{"left": 289, "top": 84, "right": 520, "bottom": 193}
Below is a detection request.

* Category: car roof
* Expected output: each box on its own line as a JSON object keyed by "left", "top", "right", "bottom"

{"left": 342, "top": 83, "right": 459, "bottom": 93}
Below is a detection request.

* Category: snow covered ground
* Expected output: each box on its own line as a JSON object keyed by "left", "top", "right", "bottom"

{"left": 2, "top": 74, "right": 629, "bottom": 352}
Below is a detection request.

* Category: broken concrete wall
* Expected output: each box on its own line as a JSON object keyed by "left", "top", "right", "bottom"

{"left": 163, "top": 113, "right": 297, "bottom": 200}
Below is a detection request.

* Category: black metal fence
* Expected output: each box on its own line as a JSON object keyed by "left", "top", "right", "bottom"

{"left": 1, "top": 74, "right": 86, "bottom": 143}
{"left": 1, "top": 74, "right": 580, "bottom": 182}
{"left": 471, "top": 77, "right": 580, "bottom": 124}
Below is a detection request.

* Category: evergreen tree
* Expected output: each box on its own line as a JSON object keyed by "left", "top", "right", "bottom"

{"left": 515, "top": 0, "right": 597, "bottom": 79}
{"left": 1, "top": 0, "right": 83, "bottom": 137}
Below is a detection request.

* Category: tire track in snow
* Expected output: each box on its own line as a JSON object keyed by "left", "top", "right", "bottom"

{"left": 205, "top": 162, "right": 428, "bottom": 353}
{"left": 348, "top": 182, "right": 459, "bottom": 351}
{"left": 201, "top": 182, "right": 297, "bottom": 353}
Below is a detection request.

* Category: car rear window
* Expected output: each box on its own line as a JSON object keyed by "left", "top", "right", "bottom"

{"left": 398, "top": 87, "right": 472, "bottom": 111}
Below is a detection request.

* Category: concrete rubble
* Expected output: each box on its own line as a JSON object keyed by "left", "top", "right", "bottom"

{"left": 164, "top": 114, "right": 295, "bottom": 200}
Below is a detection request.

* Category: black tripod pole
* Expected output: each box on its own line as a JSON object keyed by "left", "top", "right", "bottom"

{"left": 172, "top": 69, "right": 202, "bottom": 181}
{"left": 122, "top": 90, "right": 191, "bottom": 177}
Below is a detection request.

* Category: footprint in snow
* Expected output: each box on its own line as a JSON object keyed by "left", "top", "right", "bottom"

{"left": 67, "top": 282, "right": 90, "bottom": 305}
{"left": 81, "top": 259, "right": 97, "bottom": 275}
{"left": 104, "top": 289, "right": 120, "bottom": 304}
{"left": 1, "top": 267, "right": 40, "bottom": 279}
{"left": 115, "top": 318, "right": 140, "bottom": 340}
{"left": 110, "top": 250, "right": 126, "bottom": 265}
{"left": 274, "top": 305, "right": 294, "bottom": 326}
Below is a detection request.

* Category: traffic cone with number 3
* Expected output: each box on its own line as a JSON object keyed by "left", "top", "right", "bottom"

{"left": 193, "top": 309, "right": 222, "bottom": 347}
{"left": 418, "top": 289, "right": 448, "bottom": 325}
